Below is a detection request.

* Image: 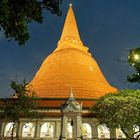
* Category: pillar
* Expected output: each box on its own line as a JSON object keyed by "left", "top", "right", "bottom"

{"left": 110, "top": 128, "right": 116, "bottom": 139}
{"left": 35, "top": 120, "right": 40, "bottom": 138}
{"left": 16, "top": 121, "right": 21, "bottom": 138}
{"left": 92, "top": 124, "right": 98, "bottom": 139}
{"left": 55, "top": 121, "right": 61, "bottom": 139}
{"left": 76, "top": 115, "right": 82, "bottom": 139}
{"left": 0, "top": 122, "right": 5, "bottom": 138}
{"left": 18, "top": 121, "right": 24, "bottom": 138}
{"left": 61, "top": 115, "right": 68, "bottom": 139}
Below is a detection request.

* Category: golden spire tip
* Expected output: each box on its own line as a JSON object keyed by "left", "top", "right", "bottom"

{"left": 70, "top": 87, "right": 74, "bottom": 98}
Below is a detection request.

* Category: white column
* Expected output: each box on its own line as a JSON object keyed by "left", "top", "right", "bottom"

{"left": 92, "top": 124, "right": 98, "bottom": 139}
{"left": 35, "top": 120, "right": 40, "bottom": 138}
{"left": 55, "top": 121, "right": 61, "bottom": 138}
{"left": 76, "top": 115, "right": 82, "bottom": 139}
{"left": 18, "top": 121, "right": 24, "bottom": 138}
{"left": 16, "top": 121, "right": 21, "bottom": 138}
{"left": 73, "top": 118, "right": 76, "bottom": 139}
{"left": 56, "top": 121, "right": 61, "bottom": 138}
{"left": 61, "top": 115, "right": 67, "bottom": 139}
{"left": 110, "top": 128, "right": 116, "bottom": 139}
{"left": 0, "top": 122, "right": 5, "bottom": 138}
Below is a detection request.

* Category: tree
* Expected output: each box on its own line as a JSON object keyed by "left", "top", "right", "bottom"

{"left": 0, "top": 80, "right": 39, "bottom": 140}
{"left": 0, "top": 0, "right": 64, "bottom": 45}
{"left": 92, "top": 89, "right": 140, "bottom": 140}
{"left": 127, "top": 47, "right": 140, "bottom": 83}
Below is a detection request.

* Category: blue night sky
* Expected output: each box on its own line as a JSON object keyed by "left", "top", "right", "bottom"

{"left": 0, "top": 0, "right": 140, "bottom": 97}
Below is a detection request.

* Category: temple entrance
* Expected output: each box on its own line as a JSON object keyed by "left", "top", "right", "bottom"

{"left": 60, "top": 91, "right": 82, "bottom": 140}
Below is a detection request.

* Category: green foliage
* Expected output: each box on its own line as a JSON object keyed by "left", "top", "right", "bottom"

{"left": 0, "top": 80, "right": 39, "bottom": 121}
{"left": 0, "top": 80, "right": 40, "bottom": 140}
{"left": 0, "top": 80, "right": 44, "bottom": 140}
{"left": 0, "top": 0, "right": 64, "bottom": 45}
{"left": 92, "top": 89, "right": 140, "bottom": 140}
{"left": 127, "top": 47, "right": 140, "bottom": 83}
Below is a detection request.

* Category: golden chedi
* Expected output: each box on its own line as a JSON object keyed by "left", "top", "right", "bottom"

{"left": 30, "top": 5, "right": 117, "bottom": 100}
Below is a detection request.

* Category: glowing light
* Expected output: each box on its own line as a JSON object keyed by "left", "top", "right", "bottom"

{"left": 69, "top": 3, "right": 72, "bottom": 7}
{"left": 134, "top": 54, "right": 139, "bottom": 61}
{"left": 89, "top": 66, "right": 93, "bottom": 71}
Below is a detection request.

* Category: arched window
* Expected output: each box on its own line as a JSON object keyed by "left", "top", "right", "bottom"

{"left": 81, "top": 123, "right": 92, "bottom": 138}
{"left": 67, "top": 122, "right": 73, "bottom": 138}
{"left": 133, "top": 125, "right": 140, "bottom": 138}
{"left": 116, "top": 128, "right": 126, "bottom": 138}
{"left": 4, "top": 122, "right": 16, "bottom": 137}
{"left": 40, "top": 122, "right": 54, "bottom": 138}
{"left": 98, "top": 124, "right": 110, "bottom": 138}
{"left": 22, "top": 122, "right": 35, "bottom": 137}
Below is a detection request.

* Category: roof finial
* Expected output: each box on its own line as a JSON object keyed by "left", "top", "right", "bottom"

{"left": 70, "top": 87, "right": 74, "bottom": 98}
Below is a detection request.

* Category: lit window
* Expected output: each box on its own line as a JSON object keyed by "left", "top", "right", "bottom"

{"left": 22, "top": 122, "right": 35, "bottom": 137}
{"left": 72, "top": 39, "right": 76, "bottom": 43}
{"left": 40, "top": 122, "right": 54, "bottom": 138}
{"left": 116, "top": 128, "right": 126, "bottom": 139}
{"left": 4, "top": 122, "right": 16, "bottom": 137}
{"left": 98, "top": 125, "right": 110, "bottom": 138}
{"left": 81, "top": 123, "right": 92, "bottom": 138}
{"left": 89, "top": 66, "right": 93, "bottom": 71}
{"left": 133, "top": 125, "right": 140, "bottom": 138}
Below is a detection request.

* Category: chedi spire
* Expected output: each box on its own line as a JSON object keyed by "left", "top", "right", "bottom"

{"left": 30, "top": 5, "right": 117, "bottom": 100}
{"left": 55, "top": 4, "right": 89, "bottom": 52}
{"left": 60, "top": 4, "right": 81, "bottom": 42}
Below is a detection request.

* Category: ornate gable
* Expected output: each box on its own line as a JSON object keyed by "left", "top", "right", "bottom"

{"left": 61, "top": 89, "right": 82, "bottom": 113}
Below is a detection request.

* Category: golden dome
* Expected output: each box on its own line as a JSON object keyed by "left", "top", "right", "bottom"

{"left": 30, "top": 5, "right": 117, "bottom": 99}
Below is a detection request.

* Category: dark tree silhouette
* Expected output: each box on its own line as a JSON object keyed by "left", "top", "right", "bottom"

{"left": 0, "top": 0, "right": 64, "bottom": 45}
